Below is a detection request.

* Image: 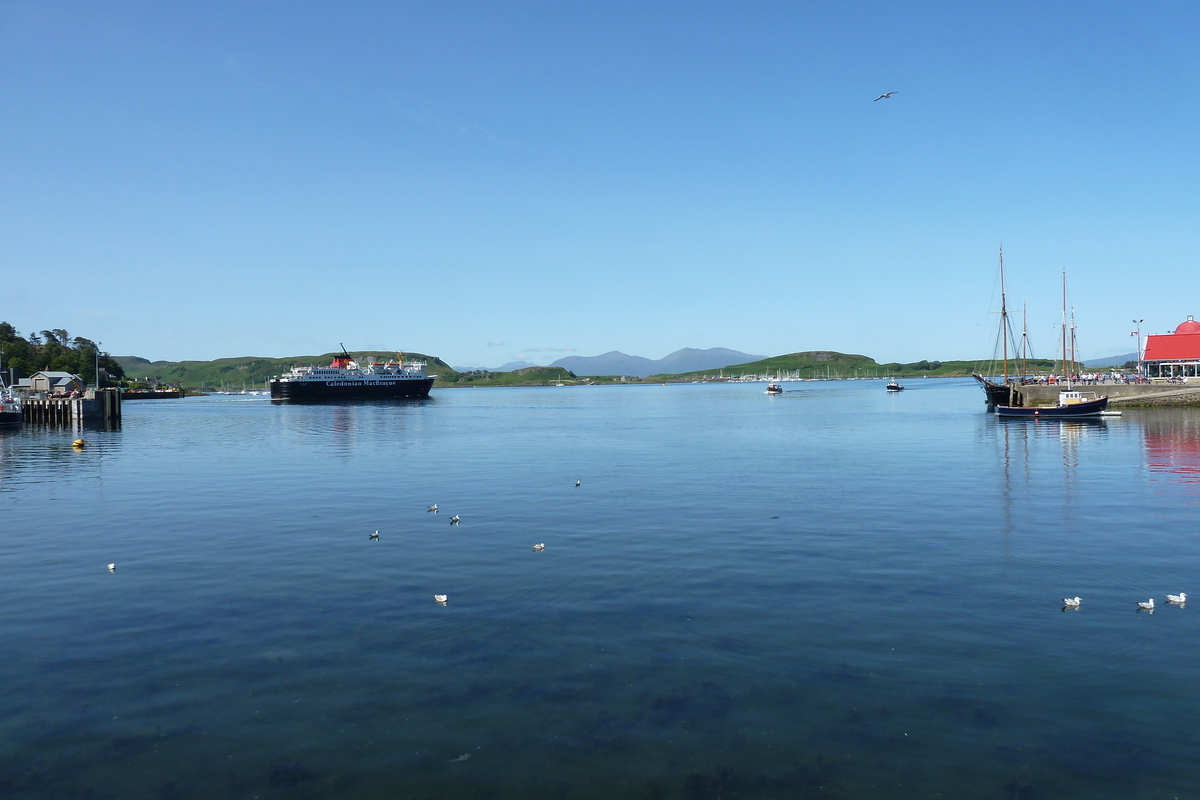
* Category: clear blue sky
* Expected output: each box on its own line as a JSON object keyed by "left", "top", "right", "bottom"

{"left": 3, "top": 1, "right": 1197, "bottom": 366}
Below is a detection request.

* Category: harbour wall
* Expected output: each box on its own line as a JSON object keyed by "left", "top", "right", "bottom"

{"left": 1019, "top": 383, "right": 1200, "bottom": 407}
{"left": 22, "top": 389, "right": 122, "bottom": 424}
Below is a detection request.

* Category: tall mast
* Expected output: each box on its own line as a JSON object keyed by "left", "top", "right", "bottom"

{"left": 1070, "top": 307, "right": 1077, "bottom": 381}
{"left": 1021, "top": 301, "right": 1029, "bottom": 378}
{"left": 1000, "top": 246, "right": 1008, "bottom": 383}
{"left": 1061, "top": 268, "right": 1068, "bottom": 382}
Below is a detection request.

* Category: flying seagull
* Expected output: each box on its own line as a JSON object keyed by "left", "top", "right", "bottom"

{"left": 1062, "top": 596, "right": 1081, "bottom": 608}
{"left": 874, "top": 92, "right": 898, "bottom": 101}
{"left": 369, "top": 531, "right": 379, "bottom": 540}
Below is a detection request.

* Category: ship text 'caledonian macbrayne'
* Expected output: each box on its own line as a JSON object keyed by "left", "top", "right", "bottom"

{"left": 269, "top": 349, "right": 434, "bottom": 401}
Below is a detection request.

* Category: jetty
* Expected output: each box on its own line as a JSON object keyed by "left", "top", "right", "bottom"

{"left": 22, "top": 389, "right": 122, "bottom": 424}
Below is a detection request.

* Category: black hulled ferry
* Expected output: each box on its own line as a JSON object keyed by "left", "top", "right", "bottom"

{"left": 269, "top": 350, "right": 434, "bottom": 402}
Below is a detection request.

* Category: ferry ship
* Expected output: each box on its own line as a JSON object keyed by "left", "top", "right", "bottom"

{"left": 269, "top": 349, "right": 434, "bottom": 401}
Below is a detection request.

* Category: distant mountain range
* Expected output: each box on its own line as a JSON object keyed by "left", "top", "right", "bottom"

{"left": 457, "top": 348, "right": 766, "bottom": 377}
{"left": 550, "top": 348, "right": 767, "bottom": 378}
{"left": 1083, "top": 352, "right": 1137, "bottom": 368}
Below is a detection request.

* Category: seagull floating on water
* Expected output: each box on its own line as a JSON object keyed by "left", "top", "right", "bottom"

{"left": 1137, "top": 598, "right": 1155, "bottom": 611}
{"left": 369, "top": 531, "right": 379, "bottom": 540}
{"left": 449, "top": 515, "right": 460, "bottom": 525}
{"left": 533, "top": 543, "right": 545, "bottom": 551}
{"left": 427, "top": 504, "right": 438, "bottom": 513}
{"left": 1062, "top": 596, "right": 1081, "bottom": 608}
{"left": 1166, "top": 592, "right": 1187, "bottom": 604}
{"left": 107, "top": 563, "right": 115, "bottom": 573}
{"left": 434, "top": 594, "right": 447, "bottom": 604}
{"left": 874, "top": 91, "right": 898, "bottom": 101}
{"left": 575, "top": 480, "right": 581, "bottom": 488}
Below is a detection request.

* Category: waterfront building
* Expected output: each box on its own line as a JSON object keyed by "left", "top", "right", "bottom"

{"left": 1142, "top": 316, "right": 1200, "bottom": 380}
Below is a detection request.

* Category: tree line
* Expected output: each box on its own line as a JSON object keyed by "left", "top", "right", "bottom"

{"left": 0, "top": 322, "right": 126, "bottom": 385}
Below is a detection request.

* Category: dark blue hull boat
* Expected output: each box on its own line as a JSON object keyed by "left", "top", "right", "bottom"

{"left": 994, "top": 391, "right": 1107, "bottom": 418}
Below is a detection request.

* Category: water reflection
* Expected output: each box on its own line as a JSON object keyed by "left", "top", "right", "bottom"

{"left": 1142, "top": 410, "right": 1200, "bottom": 484}
{"left": 0, "top": 423, "right": 120, "bottom": 492}
{"left": 989, "top": 417, "right": 1110, "bottom": 537}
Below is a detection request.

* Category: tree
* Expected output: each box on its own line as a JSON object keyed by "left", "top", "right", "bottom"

{"left": 0, "top": 322, "right": 124, "bottom": 383}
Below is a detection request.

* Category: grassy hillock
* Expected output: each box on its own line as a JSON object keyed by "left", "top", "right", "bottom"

{"left": 655, "top": 351, "right": 1063, "bottom": 381}
{"left": 655, "top": 351, "right": 883, "bottom": 380}
{"left": 876, "top": 358, "right": 1060, "bottom": 378}
{"left": 447, "top": 366, "right": 580, "bottom": 386}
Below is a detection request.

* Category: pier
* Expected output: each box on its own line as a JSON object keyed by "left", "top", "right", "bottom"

{"left": 1017, "top": 383, "right": 1200, "bottom": 407}
{"left": 22, "top": 389, "right": 122, "bottom": 424}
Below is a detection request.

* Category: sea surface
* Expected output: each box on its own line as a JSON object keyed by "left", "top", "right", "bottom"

{"left": 2, "top": 379, "right": 1199, "bottom": 799}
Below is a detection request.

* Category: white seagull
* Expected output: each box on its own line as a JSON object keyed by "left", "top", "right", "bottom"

{"left": 874, "top": 91, "right": 898, "bottom": 101}
{"left": 1137, "top": 598, "right": 1155, "bottom": 610}
{"left": 427, "top": 504, "right": 438, "bottom": 513}
{"left": 434, "top": 594, "right": 448, "bottom": 604}
{"left": 449, "top": 515, "right": 460, "bottom": 525}
{"left": 369, "top": 531, "right": 379, "bottom": 540}
{"left": 1166, "top": 592, "right": 1187, "bottom": 604}
{"left": 1062, "top": 596, "right": 1081, "bottom": 608}
{"left": 107, "top": 563, "right": 115, "bottom": 573}
{"left": 532, "top": 543, "right": 545, "bottom": 551}
{"left": 575, "top": 480, "right": 581, "bottom": 488}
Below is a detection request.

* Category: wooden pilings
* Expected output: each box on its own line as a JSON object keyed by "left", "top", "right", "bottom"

{"left": 23, "top": 398, "right": 81, "bottom": 424}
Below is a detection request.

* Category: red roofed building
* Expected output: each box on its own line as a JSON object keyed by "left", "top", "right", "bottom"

{"left": 1143, "top": 316, "right": 1200, "bottom": 379}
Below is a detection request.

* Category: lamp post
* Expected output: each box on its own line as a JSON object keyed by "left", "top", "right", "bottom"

{"left": 1131, "top": 321, "right": 1143, "bottom": 380}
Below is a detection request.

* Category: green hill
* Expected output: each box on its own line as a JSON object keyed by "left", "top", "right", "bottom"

{"left": 655, "top": 351, "right": 1060, "bottom": 380}
{"left": 450, "top": 366, "right": 582, "bottom": 386}
{"left": 654, "top": 351, "right": 883, "bottom": 380}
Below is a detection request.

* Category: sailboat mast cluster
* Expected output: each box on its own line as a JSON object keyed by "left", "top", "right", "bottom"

{"left": 984, "top": 256, "right": 1110, "bottom": 418}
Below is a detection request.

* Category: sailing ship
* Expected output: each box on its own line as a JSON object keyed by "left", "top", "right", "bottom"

{"left": 973, "top": 247, "right": 1025, "bottom": 410}
{"left": 994, "top": 271, "right": 1108, "bottom": 418}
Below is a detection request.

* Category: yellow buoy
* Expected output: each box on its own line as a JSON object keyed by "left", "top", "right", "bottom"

{"left": 73, "top": 439, "right": 86, "bottom": 448}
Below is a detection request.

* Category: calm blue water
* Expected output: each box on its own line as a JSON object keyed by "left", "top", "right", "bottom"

{"left": 2, "top": 379, "right": 1199, "bottom": 799}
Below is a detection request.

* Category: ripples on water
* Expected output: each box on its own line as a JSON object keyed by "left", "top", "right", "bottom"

{"left": 2, "top": 380, "right": 1199, "bottom": 799}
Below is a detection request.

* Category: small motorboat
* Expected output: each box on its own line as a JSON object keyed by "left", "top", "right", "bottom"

{"left": 886, "top": 381, "right": 904, "bottom": 392}
{"left": 766, "top": 383, "right": 783, "bottom": 394}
